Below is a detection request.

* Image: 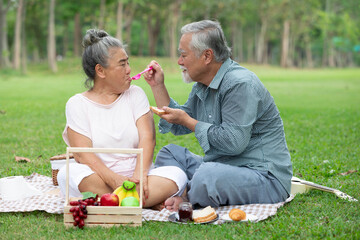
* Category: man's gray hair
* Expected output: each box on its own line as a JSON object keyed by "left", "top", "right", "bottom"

{"left": 181, "top": 20, "right": 231, "bottom": 62}
{"left": 82, "top": 29, "right": 124, "bottom": 89}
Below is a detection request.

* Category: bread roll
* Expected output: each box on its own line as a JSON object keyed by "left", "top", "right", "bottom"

{"left": 229, "top": 208, "right": 246, "bottom": 221}
{"left": 193, "top": 206, "right": 217, "bottom": 223}
{"left": 150, "top": 106, "right": 166, "bottom": 115}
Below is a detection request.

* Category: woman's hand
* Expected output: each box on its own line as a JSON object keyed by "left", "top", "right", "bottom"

{"left": 132, "top": 172, "right": 149, "bottom": 205}
{"left": 113, "top": 174, "right": 139, "bottom": 191}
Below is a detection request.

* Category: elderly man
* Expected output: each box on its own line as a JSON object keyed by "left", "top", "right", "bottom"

{"left": 144, "top": 20, "right": 292, "bottom": 210}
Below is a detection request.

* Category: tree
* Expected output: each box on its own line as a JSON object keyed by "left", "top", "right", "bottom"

{"left": 0, "top": 0, "right": 12, "bottom": 68}
{"left": 168, "top": 0, "right": 182, "bottom": 59}
{"left": 115, "top": 0, "right": 123, "bottom": 41}
{"left": 13, "top": 0, "right": 24, "bottom": 70}
{"left": 48, "top": 0, "right": 57, "bottom": 72}
{"left": 279, "top": 0, "right": 291, "bottom": 67}
{"left": 21, "top": 0, "right": 27, "bottom": 73}
{"left": 255, "top": 0, "right": 281, "bottom": 64}
{"left": 98, "top": 0, "right": 106, "bottom": 29}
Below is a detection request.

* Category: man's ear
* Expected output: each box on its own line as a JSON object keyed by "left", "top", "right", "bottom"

{"left": 203, "top": 49, "right": 214, "bottom": 64}
{"left": 95, "top": 64, "right": 106, "bottom": 79}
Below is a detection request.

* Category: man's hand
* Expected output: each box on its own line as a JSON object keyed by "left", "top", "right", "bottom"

{"left": 143, "top": 60, "right": 164, "bottom": 88}
{"left": 160, "top": 107, "right": 198, "bottom": 132}
{"left": 143, "top": 60, "right": 171, "bottom": 108}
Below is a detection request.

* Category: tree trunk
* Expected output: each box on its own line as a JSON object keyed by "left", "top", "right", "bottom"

{"left": 169, "top": 0, "right": 181, "bottom": 59}
{"left": 0, "top": 0, "right": 3, "bottom": 67}
{"left": 0, "top": 0, "right": 11, "bottom": 68}
{"left": 48, "top": 0, "right": 57, "bottom": 72}
{"left": 116, "top": 0, "right": 123, "bottom": 41}
{"left": 304, "top": 33, "right": 313, "bottom": 68}
{"left": 256, "top": 18, "right": 267, "bottom": 64}
{"left": 238, "top": 27, "right": 244, "bottom": 62}
{"left": 288, "top": 33, "right": 295, "bottom": 67}
{"left": 328, "top": 43, "right": 335, "bottom": 67}
{"left": 137, "top": 27, "right": 144, "bottom": 56}
{"left": 321, "top": 0, "right": 330, "bottom": 67}
{"left": 231, "top": 20, "right": 243, "bottom": 62}
{"left": 123, "top": 2, "right": 136, "bottom": 49}
{"left": 147, "top": 15, "right": 161, "bottom": 56}
{"left": 62, "top": 21, "right": 69, "bottom": 57}
{"left": 247, "top": 37, "right": 254, "bottom": 63}
{"left": 74, "top": 13, "right": 81, "bottom": 57}
{"left": 98, "top": 0, "right": 106, "bottom": 29}
{"left": 2, "top": 14, "right": 10, "bottom": 67}
{"left": 263, "top": 37, "right": 268, "bottom": 65}
{"left": 13, "top": 0, "right": 23, "bottom": 70}
{"left": 33, "top": 48, "right": 40, "bottom": 62}
{"left": 21, "top": 0, "right": 27, "bottom": 74}
{"left": 280, "top": 19, "right": 290, "bottom": 68}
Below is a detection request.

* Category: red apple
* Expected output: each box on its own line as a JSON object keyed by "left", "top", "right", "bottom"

{"left": 100, "top": 193, "right": 119, "bottom": 206}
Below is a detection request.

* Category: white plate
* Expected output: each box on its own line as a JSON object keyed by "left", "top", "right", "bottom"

{"left": 221, "top": 213, "right": 258, "bottom": 222}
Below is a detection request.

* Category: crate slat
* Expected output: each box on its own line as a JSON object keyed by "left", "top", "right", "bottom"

{"left": 64, "top": 206, "right": 142, "bottom": 215}
{"left": 65, "top": 223, "right": 142, "bottom": 228}
{"left": 64, "top": 213, "right": 141, "bottom": 224}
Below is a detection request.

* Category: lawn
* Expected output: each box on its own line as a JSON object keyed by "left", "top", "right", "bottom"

{"left": 0, "top": 57, "right": 359, "bottom": 239}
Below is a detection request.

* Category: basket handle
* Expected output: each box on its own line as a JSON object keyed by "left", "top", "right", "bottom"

{"left": 65, "top": 147, "right": 143, "bottom": 208}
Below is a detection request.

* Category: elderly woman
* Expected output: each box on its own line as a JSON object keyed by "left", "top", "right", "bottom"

{"left": 57, "top": 29, "right": 187, "bottom": 208}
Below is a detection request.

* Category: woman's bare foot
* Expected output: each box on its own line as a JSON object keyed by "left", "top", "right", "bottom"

{"left": 164, "top": 196, "right": 188, "bottom": 212}
{"left": 151, "top": 201, "right": 165, "bottom": 211}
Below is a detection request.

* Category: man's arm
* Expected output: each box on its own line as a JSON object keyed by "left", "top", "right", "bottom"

{"left": 143, "top": 61, "right": 170, "bottom": 108}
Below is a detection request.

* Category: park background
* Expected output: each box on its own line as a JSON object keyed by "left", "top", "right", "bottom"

{"left": 0, "top": 0, "right": 360, "bottom": 71}
{"left": 1, "top": 0, "right": 359, "bottom": 239}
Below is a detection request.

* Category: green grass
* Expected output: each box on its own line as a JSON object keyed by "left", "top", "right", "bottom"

{"left": 0, "top": 58, "right": 359, "bottom": 239}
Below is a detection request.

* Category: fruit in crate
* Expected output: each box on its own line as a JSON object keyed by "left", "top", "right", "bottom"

{"left": 121, "top": 196, "right": 140, "bottom": 206}
{"left": 100, "top": 193, "right": 119, "bottom": 206}
{"left": 113, "top": 180, "right": 140, "bottom": 206}
{"left": 69, "top": 196, "right": 99, "bottom": 229}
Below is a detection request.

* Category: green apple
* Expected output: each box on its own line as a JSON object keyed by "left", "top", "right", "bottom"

{"left": 121, "top": 196, "right": 139, "bottom": 206}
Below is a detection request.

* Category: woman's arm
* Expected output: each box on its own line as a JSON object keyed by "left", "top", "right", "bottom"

{"left": 133, "top": 111, "right": 156, "bottom": 199}
{"left": 67, "top": 127, "right": 138, "bottom": 191}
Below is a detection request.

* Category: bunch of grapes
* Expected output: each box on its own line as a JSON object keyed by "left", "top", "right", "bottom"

{"left": 69, "top": 197, "right": 99, "bottom": 228}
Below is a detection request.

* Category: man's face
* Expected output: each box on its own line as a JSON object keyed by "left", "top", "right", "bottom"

{"left": 177, "top": 33, "right": 203, "bottom": 83}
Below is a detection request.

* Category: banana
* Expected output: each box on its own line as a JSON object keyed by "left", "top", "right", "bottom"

{"left": 113, "top": 186, "right": 122, "bottom": 195}
{"left": 132, "top": 188, "right": 140, "bottom": 202}
{"left": 113, "top": 186, "right": 127, "bottom": 206}
{"left": 113, "top": 181, "right": 139, "bottom": 206}
{"left": 125, "top": 188, "right": 134, "bottom": 198}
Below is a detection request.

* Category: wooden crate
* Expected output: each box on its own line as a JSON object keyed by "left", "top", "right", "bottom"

{"left": 63, "top": 147, "right": 143, "bottom": 227}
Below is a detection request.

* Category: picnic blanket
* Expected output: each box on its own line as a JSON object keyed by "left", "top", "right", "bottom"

{"left": 0, "top": 173, "right": 294, "bottom": 224}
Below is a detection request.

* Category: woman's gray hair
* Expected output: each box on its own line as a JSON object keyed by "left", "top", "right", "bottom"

{"left": 82, "top": 29, "right": 124, "bottom": 89}
{"left": 181, "top": 20, "right": 231, "bottom": 62}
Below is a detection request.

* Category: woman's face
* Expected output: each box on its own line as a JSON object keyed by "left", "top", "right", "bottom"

{"left": 102, "top": 47, "right": 132, "bottom": 93}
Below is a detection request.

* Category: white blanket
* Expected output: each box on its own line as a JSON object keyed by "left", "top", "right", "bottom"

{"left": 0, "top": 173, "right": 294, "bottom": 224}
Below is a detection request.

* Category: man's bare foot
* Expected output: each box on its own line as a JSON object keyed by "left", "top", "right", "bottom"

{"left": 164, "top": 196, "right": 188, "bottom": 212}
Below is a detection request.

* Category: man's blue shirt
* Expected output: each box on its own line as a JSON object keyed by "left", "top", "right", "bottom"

{"left": 159, "top": 58, "right": 293, "bottom": 193}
